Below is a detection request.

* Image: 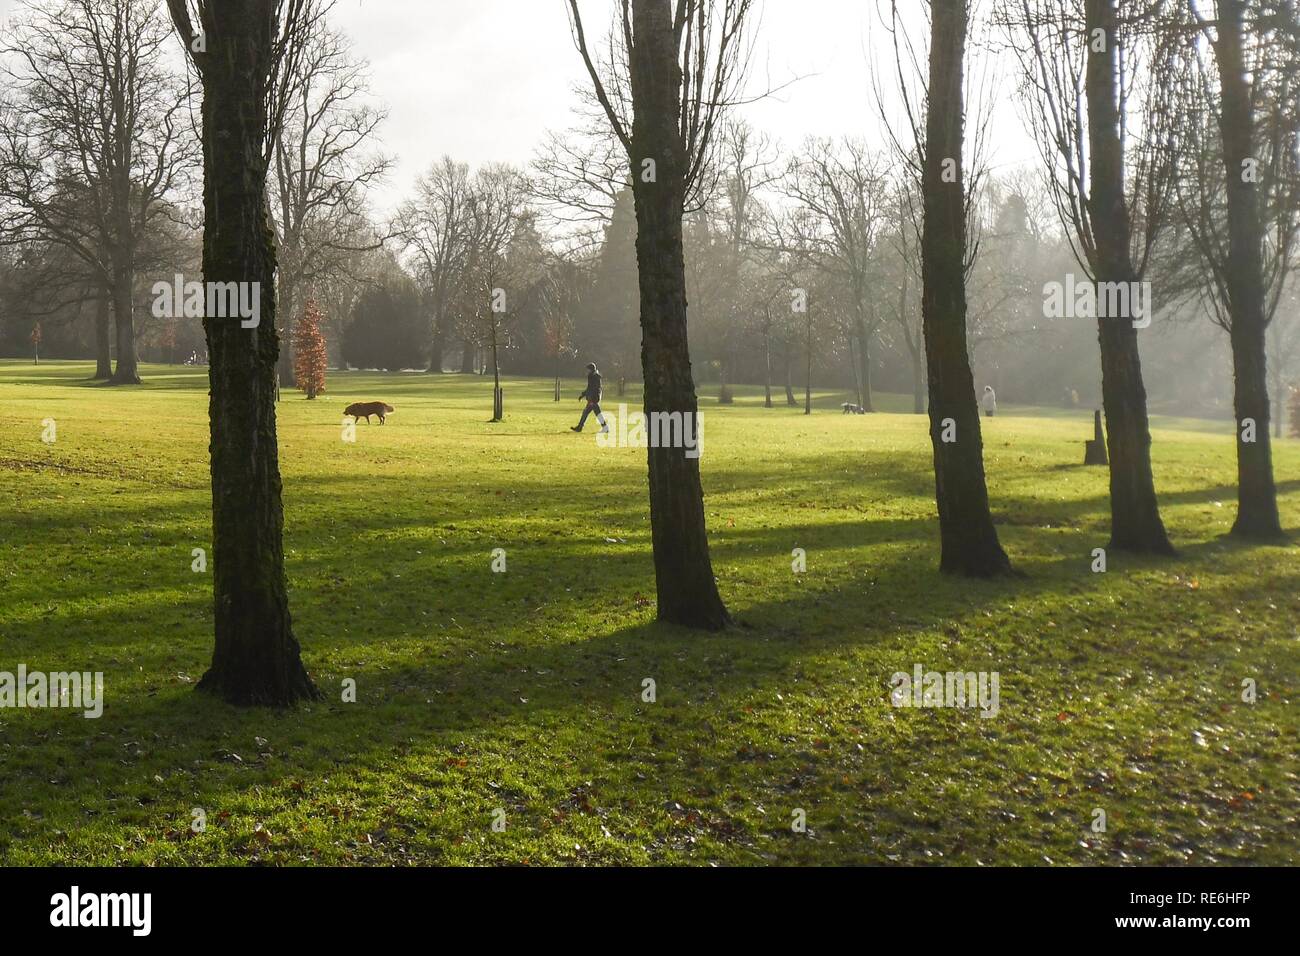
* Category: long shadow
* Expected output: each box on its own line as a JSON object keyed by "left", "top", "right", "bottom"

{"left": 8, "top": 527, "right": 1295, "bottom": 863}
{"left": 5, "top": 450, "right": 1298, "bottom": 631}
{"left": 4, "top": 446, "right": 1298, "bottom": 861}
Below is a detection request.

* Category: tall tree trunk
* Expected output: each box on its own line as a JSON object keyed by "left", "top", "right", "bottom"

{"left": 1213, "top": 0, "right": 1283, "bottom": 539}
{"left": 910, "top": 343, "right": 925, "bottom": 414}
{"left": 490, "top": 322, "right": 502, "bottom": 421}
{"left": 628, "top": 0, "right": 729, "bottom": 629}
{"left": 848, "top": 335, "right": 863, "bottom": 408}
{"left": 901, "top": 260, "right": 924, "bottom": 413}
{"left": 428, "top": 312, "right": 446, "bottom": 373}
{"left": 804, "top": 314, "right": 813, "bottom": 416}
{"left": 763, "top": 319, "right": 773, "bottom": 408}
{"left": 94, "top": 293, "right": 112, "bottom": 379}
{"left": 855, "top": 313, "right": 875, "bottom": 411}
{"left": 921, "top": 0, "right": 1012, "bottom": 577}
{"left": 108, "top": 264, "right": 140, "bottom": 384}
{"left": 1085, "top": 0, "right": 1174, "bottom": 554}
{"left": 459, "top": 340, "right": 475, "bottom": 373}
{"left": 277, "top": 280, "right": 296, "bottom": 389}
{"left": 784, "top": 341, "right": 797, "bottom": 405}
{"left": 192, "top": 1, "right": 319, "bottom": 706}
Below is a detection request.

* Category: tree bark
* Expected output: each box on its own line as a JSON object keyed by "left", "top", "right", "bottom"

{"left": 784, "top": 342, "right": 797, "bottom": 405}
{"left": 763, "top": 319, "right": 773, "bottom": 408}
{"left": 628, "top": 0, "right": 729, "bottom": 629}
{"left": 428, "top": 314, "right": 446, "bottom": 372}
{"left": 848, "top": 335, "right": 863, "bottom": 409}
{"left": 192, "top": 1, "right": 319, "bottom": 706}
{"left": 1213, "top": 0, "right": 1283, "bottom": 539}
{"left": 921, "top": 0, "right": 1013, "bottom": 577}
{"left": 277, "top": 280, "right": 296, "bottom": 388}
{"left": 855, "top": 314, "right": 875, "bottom": 411}
{"left": 108, "top": 264, "right": 141, "bottom": 384}
{"left": 804, "top": 313, "right": 813, "bottom": 415}
{"left": 1085, "top": 0, "right": 1174, "bottom": 554}
{"left": 94, "top": 294, "right": 113, "bottom": 379}
{"left": 910, "top": 345, "right": 925, "bottom": 414}
{"left": 490, "top": 321, "right": 502, "bottom": 421}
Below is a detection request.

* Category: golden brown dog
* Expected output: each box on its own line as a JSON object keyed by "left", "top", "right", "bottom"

{"left": 344, "top": 401, "right": 394, "bottom": 424}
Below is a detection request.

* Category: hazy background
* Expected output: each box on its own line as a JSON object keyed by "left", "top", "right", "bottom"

{"left": 0, "top": 0, "right": 1038, "bottom": 213}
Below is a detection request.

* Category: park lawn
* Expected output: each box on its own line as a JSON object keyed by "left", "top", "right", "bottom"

{"left": 0, "top": 359, "right": 1296, "bottom": 866}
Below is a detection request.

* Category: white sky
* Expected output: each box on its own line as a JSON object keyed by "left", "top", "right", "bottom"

{"left": 0, "top": 0, "right": 1039, "bottom": 215}
{"left": 330, "top": 0, "right": 1039, "bottom": 213}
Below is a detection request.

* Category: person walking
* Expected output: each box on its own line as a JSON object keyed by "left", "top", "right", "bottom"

{"left": 572, "top": 362, "right": 609, "bottom": 433}
{"left": 981, "top": 385, "right": 997, "bottom": 418}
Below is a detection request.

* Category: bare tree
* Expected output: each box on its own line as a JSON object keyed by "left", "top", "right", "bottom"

{"left": 711, "top": 119, "right": 778, "bottom": 399}
{"left": 1168, "top": 0, "right": 1299, "bottom": 539}
{"left": 917, "top": 0, "right": 1015, "bottom": 576}
{"left": 0, "top": 0, "right": 197, "bottom": 384}
{"left": 530, "top": 119, "right": 629, "bottom": 248}
{"left": 1000, "top": 0, "right": 1177, "bottom": 554}
{"left": 782, "top": 138, "right": 892, "bottom": 411}
{"left": 755, "top": 203, "right": 840, "bottom": 409}
{"left": 270, "top": 11, "right": 391, "bottom": 389}
{"left": 166, "top": 0, "right": 324, "bottom": 705}
{"left": 312, "top": 210, "right": 385, "bottom": 369}
{"left": 395, "top": 157, "right": 475, "bottom": 373}
{"left": 882, "top": 177, "right": 927, "bottom": 413}
{"left": 459, "top": 165, "right": 529, "bottom": 420}
{"left": 539, "top": 253, "right": 585, "bottom": 399}
{"left": 1268, "top": 278, "right": 1300, "bottom": 436}
{"left": 567, "top": 0, "right": 761, "bottom": 629}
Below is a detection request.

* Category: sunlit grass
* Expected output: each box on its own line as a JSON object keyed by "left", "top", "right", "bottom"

{"left": 0, "top": 359, "right": 1296, "bottom": 865}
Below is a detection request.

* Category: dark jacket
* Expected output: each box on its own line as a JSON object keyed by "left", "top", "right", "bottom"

{"left": 582, "top": 370, "right": 602, "bottom": 404}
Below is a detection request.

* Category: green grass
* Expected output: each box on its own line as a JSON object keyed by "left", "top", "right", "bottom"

{"left": 1, "top": 359, "right": 1297, "bottom": 866}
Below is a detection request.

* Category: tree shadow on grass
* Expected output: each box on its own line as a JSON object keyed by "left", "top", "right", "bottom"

{"left": 7, "top": 528, "right": 1295, "bottom": 863}
{"left": 3, "top": 429, "right": 1298, "bottom": 861}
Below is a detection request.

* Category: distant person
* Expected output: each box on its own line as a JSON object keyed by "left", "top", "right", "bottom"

{"left": 982, "top": 386, "right": 997, "bottom": 418}
{"left": 572, "top": 362, "right": 609, "bottom": 434}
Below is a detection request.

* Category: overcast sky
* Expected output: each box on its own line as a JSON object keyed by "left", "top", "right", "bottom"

{"left": 0, "top": 0, "right": 1039, "bottom": 215}
{"left": 330, "top": 0, "right": 1038, "bottom": 213}
{"left": 328, "top": 0, "right": 892, "bottom": 209}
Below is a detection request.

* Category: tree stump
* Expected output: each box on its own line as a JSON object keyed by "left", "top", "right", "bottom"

{"left": 1084, "top": 408, "right": 1109, "bottom": 465}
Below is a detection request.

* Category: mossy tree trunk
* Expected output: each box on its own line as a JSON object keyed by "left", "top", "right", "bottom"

{"left": 920, "top": 0, "right": 1013, "bottom": 577}
{"left": 1084, "top": 0, "right": 1174, "bottom": 554}
{"left": 94, "top": 293, "right": 113, "bottom": 380}
{"left": 172, "top": 0, "right": 320, "bottom": 706}
{"left": 627, "top": 0, "right": 730, "bottom": 629}
{"left": 1212, "top": 0, "right": 1283, "bottom": 540}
